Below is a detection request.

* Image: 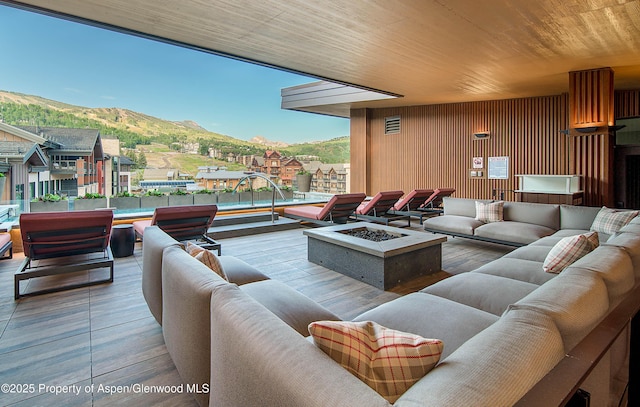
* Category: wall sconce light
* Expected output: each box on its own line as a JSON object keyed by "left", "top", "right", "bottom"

{"left": 473, "top": 132, "right": 490, "bottom": 139}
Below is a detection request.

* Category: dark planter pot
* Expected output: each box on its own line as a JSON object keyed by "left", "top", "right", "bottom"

{"left": 30, "top": 200, "right": 69, "bottom": 212}
{"left": 109, "top": 196, "right": 141, "bottom": 210}
{"left": 193, "top": 193, "right": 217, "bottom": 205}
{"left": 217, "top": 192, "right": 238, "bottom": 204}
{"left": 74, "top": 198, "right": 108, "bottom": 211}
{"left": 140, "top": 196, "right": 169, "bottom": 209}
{"left": 168, "top": 194, "right": 194, "bottom": 206}
{"left": 296, "top": 174, "right": 312, "bottom": 192}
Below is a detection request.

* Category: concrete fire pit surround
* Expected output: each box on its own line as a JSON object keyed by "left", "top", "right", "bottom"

{"left": 304, "top": 223, "right": 447, "bottom": 290}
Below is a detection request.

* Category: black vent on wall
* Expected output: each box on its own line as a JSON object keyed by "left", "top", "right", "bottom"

{"left": 385, "top": 116, "right": 401, "bottom": 134}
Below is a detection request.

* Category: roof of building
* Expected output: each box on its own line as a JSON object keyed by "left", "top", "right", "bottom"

{"left": 0, "top": 141, "right": 48, "bottom": 166}
{"left": 17, "top": 126, "right": 104, "bottom": 158}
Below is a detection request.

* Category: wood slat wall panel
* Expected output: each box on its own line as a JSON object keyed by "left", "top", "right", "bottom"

{"left": 615, "top": 90, "right": 640, "bottom": 119}
{"left": 569, "top": 68, "right": 614, "bottom": 128}
{"left": 350, "top": 94, "right": 569, "bottom": 201}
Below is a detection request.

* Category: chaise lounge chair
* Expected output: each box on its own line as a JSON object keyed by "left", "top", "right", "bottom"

{"left": 132, "top": 204, "right": 221, "bottom": 254}
{"left": 15, "top": 210, "right": 114, "bottom": 299}
{"left": 418, "top": 187, "right": 456, "bottom": 213}
{"left": 283, "top": 193, "right": 366, "bottom": 225}
{"left": 352, "top": 190, "right": 410, "bottom": 226}
{"left": 387, "top": 188, "right": 435, "bottom": 224}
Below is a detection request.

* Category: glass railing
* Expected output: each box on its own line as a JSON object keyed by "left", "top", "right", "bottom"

{"left": 0, "top": 191, "right": 334, "bottom": 227}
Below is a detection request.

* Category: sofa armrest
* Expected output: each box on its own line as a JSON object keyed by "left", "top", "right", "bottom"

{"left": 141, "top": 226, "right": 183, "bottom": 325}
{"left": 161, "top": 245, "right": 228, "bottom": 407}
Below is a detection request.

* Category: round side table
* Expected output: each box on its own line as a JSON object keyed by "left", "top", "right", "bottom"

{"left": 110, "top": 224, "right": 135, "bottom": 257}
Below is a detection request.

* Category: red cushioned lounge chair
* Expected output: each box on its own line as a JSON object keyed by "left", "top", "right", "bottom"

{"left": 353, "top": 190, "right": 411, "bottom": 226}
{"left": 387, "top": 189, "right": 435, "bottom": 225}
{"left": 132, "top": 204, "right": 220, "bottom": 254}
{"left": 418, "top": 188, "right": 456, "bottom": 213}
{"left": 284, "top": 193, "right": 366, "bottom": 225}
{"left": 15, "top": 210, "right": 114, "bottom": 299}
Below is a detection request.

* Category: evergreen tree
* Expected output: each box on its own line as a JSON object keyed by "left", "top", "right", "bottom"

{"left": 137, "top": 151, "right": 148, "bottom": 168}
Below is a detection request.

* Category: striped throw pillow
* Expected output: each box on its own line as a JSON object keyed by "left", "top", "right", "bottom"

{"left": 194, "top": 249, "right": 228, "bottom": 281}
{"left": 543, "top": 234, "right": 594, "bottom": 274}
{"left": 309, "top": 320, "right": 443, "bottom": 403}
{"left": 590, "top": 207, "right": 638, "bottom": 235}
{"left": 475, "top": 201, "right": 504, "bottom": 223}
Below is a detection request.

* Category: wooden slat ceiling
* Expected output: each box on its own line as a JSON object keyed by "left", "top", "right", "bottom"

{"left": 4, "top": 0, "right": 640, "bottom": 114}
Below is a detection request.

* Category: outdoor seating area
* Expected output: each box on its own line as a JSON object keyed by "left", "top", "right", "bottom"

{"left": 3, "top": 2, "right": 640, "bottom": 406}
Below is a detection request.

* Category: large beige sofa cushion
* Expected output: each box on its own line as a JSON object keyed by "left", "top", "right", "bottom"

{"left": 503, "top": 201, "right": 560, "bottom": 230}
{"left": 420, "top": 273, "right": 538, "bottom": 316}
{"left": 422, "top": 215, "right": 484, "bottom": 236}
{"left": 394, "top": 307, "right": 564, "bottom": 407}
{"left": 161, "top": 245, "right": 228, "bottom": 407}
{"left": 209, "top": 283, "right": 391, "bottom": 407}
{"left": 560, "top": 205, "right": 602, "bottom": 230}
{"left": 474, "top": 221, "right": 555, "bottom": 245}
{"left": 353, "top": 293, "right": 498, "bottom": 360}
{"left": 604, "top": 232, "right": 640, "bottom": 278}
{"left": 442, "top": 197, "right": 491, "bottom": 217}
{"left": 472, "top": 257, "right": 556, "bottom": 285}
{"left": 563, "top": 245, "right": 635, "bottom": 306}
{"left": 239, "top": 279, "right": 340, "bottom": 336}
{"left": 512, "top": 271, "right": 609, "bottom": 351}
{"left": 504, "top": 245, "right": 553, "bottom": 262}
{"left": 142, "top": 226, "right": 183, "bottom": 325}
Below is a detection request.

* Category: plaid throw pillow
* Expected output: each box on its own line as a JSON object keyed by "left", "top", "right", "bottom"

{"left": 475, "top": 201, "right": 504, "bottom": 223}
{"left": 543, "top": 234, "right": 594, "bottom": 274}
{"left": 590, "top": 207, "right": 638, "bottom": 235}
{"left": 583, "top": 231, "right": 599, "bottom": 250}
{"left": 309, "top": 320, "right": 443, "bottom": 403}
{"left": 194, "top": 249, "right": 228, "bottom": 281}
{"left": 186, "top": 241, "right": 205, "bottom": 256}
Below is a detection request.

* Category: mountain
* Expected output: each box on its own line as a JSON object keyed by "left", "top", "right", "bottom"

{"left": 249, "top": 136, "right": 290, "bottom": 148}
{"left": 0, "top": 90, "right": 350, "bottom": 164}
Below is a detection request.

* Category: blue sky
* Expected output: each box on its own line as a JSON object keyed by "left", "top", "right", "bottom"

{"left": 0, "top": 5, "right": 349, "bottom": 144}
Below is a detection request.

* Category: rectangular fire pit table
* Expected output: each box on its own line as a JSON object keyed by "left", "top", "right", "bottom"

{"left": 303, "top": 223, "right": 447, "bottom": 290}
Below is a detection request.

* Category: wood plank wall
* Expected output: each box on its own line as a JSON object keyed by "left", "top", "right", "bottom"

{"left": 569, "top": 68, "right": 614, "bottom": 128}
{"left": 615, "top": 89, "right": 640, "bottom": 119}
{"left": 350, "top": 94, "right": 570, "bottom": 201}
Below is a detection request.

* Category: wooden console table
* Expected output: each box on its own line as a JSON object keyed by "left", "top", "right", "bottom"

{"left": 515, "top": 174, "right": 584, "bottom": 205}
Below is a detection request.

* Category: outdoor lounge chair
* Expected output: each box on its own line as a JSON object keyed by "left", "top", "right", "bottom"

{"left": 418, "top": 187, "right": 456, "bottom": 213}
{"left": 14, "top": 210, "right": 114, "bottom": 299}
{"left": 132, "top": 204, "right": 221, "bottom": 254}
{"left": 387, "top": 188, "right": 435, "bottom": 225}
{"left": 283, "top": 193, "right": 366, "bottom": 225}
{"left": 0, "top": 233, "right": 12, "bottom": 260}
{"left": 352, "top": 190, "right": 410, "bottom": 226}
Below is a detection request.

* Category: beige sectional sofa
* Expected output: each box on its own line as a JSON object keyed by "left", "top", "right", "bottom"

{"left": 142, "top": 203, "right": 640, "bottom": 407}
